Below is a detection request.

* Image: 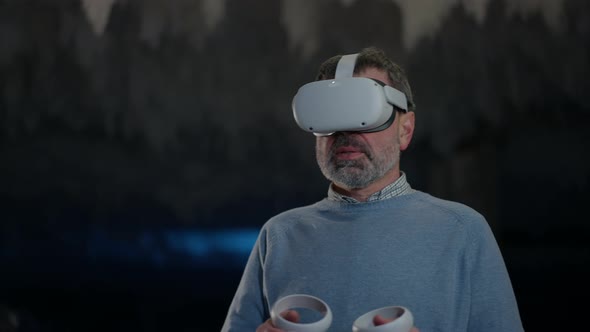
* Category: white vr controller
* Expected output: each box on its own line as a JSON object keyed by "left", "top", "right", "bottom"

{"left": 270, "top": 294, "right": 414, "bottom": 332}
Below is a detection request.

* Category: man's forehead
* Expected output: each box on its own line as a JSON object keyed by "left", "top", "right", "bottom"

{"left": 354, "top": 67, "right": 391, "bottom": 84}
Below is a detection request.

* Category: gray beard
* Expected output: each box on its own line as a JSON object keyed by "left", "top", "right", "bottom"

{"left": 317, "top": 134, "right": 399, "bottom": 189}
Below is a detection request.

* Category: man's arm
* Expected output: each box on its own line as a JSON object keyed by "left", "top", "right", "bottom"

{"left": 467, "top": 218, "right": 524, "bottom": 331}
{"left": 221, "top": 230, "right": 269, "bottom": 332}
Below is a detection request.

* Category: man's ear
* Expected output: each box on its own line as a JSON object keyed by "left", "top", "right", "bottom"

{"left": 399, "top": 111, "right": 415, "bottom": 151}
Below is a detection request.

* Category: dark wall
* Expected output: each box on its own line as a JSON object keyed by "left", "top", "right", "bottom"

{"left": 1, "top": 0, "right": 589, "bottom": 330}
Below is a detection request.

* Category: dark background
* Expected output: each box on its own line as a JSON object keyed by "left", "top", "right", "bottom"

{"left": 1, "top": 0, "right": 589, "bottom": 331}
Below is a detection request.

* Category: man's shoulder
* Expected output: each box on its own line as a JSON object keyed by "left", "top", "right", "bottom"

{"left": 267, "top": 199, "right": 327, "bottom": 223}
{"left": 256, "top": 199, "right": 328, "bottom": 240}
{"left": 411, "top": 191, "right": 486, "bottom": 224}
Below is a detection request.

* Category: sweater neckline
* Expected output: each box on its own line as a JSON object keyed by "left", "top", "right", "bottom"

{"left": 316, "top": 190, "right": 424, "bottom": 211}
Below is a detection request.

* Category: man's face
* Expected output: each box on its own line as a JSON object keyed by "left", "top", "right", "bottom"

{"left": 315, "top": 67, "right": 403, "bottom": 190}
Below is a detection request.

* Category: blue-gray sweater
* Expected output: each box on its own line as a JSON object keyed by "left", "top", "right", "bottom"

{"left": 222, "top": 191, "right": 524, "bottom": 331}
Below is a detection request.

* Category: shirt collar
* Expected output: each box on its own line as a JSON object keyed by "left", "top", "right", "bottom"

{"left": 327, "top": 171, "right": 414, "bottom": 203}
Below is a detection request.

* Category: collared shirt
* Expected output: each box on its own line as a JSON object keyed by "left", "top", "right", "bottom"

{"left": 327, "top": 171, "right": 415, "bottom": 203}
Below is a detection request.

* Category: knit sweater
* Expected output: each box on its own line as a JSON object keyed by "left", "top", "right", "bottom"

{"left": 221, "top": 191, "right": 524, "bottom": 332}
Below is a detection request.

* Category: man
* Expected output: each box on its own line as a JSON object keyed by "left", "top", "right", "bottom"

{"left": 221, "top": 46, "right": 524, "bottom": 332}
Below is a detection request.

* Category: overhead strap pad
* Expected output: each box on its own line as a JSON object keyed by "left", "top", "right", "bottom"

{"left": 335, "top": 53, "right": 359, "bottom": 79}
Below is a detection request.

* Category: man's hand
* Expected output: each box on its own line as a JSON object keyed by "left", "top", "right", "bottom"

{"left": 256, "top": 310, "right": 300, "bottom": 332}
{"left": 373, "top": 314, "right": 420, "bottom": 332}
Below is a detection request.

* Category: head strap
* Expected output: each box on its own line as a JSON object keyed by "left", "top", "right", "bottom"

{"left": 335, "top": 53, "right": 358, "bottom": 79}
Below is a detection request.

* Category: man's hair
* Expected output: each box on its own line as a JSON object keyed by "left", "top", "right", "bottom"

{"left": 315, "top": 46, "right": 416, "bottom": 112}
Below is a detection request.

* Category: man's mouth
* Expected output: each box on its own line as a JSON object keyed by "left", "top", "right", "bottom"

{"left": 334, "top": 146, "right": 365, "bottom": 160}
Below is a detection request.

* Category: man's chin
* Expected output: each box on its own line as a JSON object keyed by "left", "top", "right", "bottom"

{"left": 330, "top": 169, "right": 369, "bottom": 186}
{"left": 333, "top": 159, "right": 366, "bottom": 169}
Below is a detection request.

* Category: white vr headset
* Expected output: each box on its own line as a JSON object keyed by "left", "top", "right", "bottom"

{"left": 292, "top": 53, "right": 408, "bottom": 136}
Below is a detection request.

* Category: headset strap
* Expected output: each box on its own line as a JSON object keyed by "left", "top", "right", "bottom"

{"left": 335, "top": 53, "right": 358, "bottom": 79}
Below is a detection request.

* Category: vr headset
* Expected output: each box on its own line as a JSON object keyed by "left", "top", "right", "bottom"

{"left": 292, "top": 53, "right": 408, "bottom": 136}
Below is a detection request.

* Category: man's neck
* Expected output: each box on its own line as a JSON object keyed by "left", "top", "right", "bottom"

{"left": 333, "top": 169, "right": 401, "bottom": 202}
